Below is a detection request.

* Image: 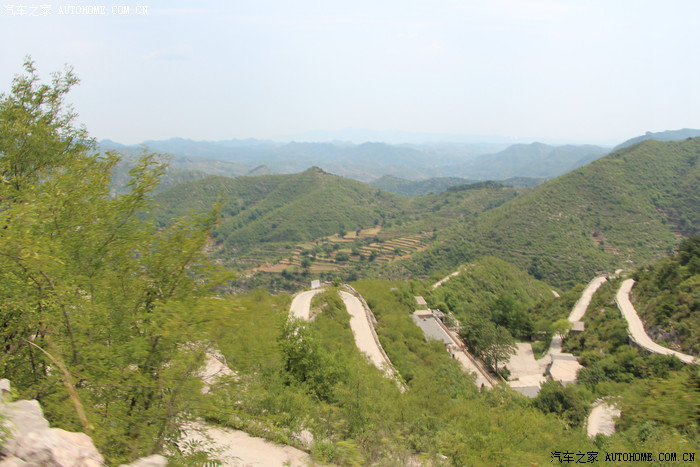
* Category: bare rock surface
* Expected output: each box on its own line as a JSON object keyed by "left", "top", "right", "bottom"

{"left": 0, "top": 379, "right": 166, "bottom": 467}
{"left": 1, "top": 393, "right": 104, "bottom": 467}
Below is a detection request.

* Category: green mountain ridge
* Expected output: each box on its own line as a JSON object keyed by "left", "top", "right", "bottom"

{"left": 153, "top": 167, "right": 407, "bottom": 263}
{"left": 614, "top": 128, "right": 700, "bottom": 151}
{"left": 370, "top": 174, "right": 545, "bottom": 196}
{"left": 400, "top": 138, "right": 700, "bottom": 288}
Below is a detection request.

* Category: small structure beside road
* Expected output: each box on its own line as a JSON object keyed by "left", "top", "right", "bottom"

{"left": 412, "top": 309, "right": 496, "bottom": 389}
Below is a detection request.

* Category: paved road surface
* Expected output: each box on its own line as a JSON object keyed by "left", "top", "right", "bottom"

{"left": 569, "top": 276, "right": 607, "bottom": 322}
{"left": 547, "top": 275, "right": 608, "bottom": 358}
{"left": 508, "top": 275, "right": 607, "bottom": 392}
{"left": 339, "top": 290, "right": 394, "bottom": 375}
{"left": 616, "top": 279, "right": 697, "bottom": 364}
{"left": 182, "top": 422, "right": 314, "bottom": 466}
{"left": 289, "top": 289, "right": 325, "bottom": 320}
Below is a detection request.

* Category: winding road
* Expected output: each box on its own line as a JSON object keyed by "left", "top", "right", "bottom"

{"left": 548, "top": 275, "right": 608, "bottom": 357}
{"left": 615, "top": 279, "right": 697, "bottom": 364}
{"left": 289, "top": 287, "right": 404, "bottom": 388}
{"left": 289, "top": 289, "right": 325, "bottom": 320}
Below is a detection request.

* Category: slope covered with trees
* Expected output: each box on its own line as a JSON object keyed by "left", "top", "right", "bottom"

{"left": 427, "top": 257, "right": 556, "bottom": 339}
{"left": 370, "top": 175, "right": 478, "bottom": 196}
{"left": 404, "top": 138, "right": 700, "bottom": 288}
{"left": 152, "top": 168, "right": 406, "bottom": 262}
{"left": 630, "top": 236, "right": 700, "bottom": 356}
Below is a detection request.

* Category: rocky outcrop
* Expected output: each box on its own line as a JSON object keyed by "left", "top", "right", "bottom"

{"left": 0, "top": 379, "right": 166, "bottom": 467}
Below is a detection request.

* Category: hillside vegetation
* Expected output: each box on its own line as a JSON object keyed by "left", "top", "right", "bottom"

{"left": 152, "top": 168, "right": 523, "bottom": 281}
{"left": 152, "top": 168, "right": 406, "bottom": 265}
{"left": 370, "top": 175, "right": 478, "bottom": 196}
{"left": 614, "top": 128, "right": 700, "bottom": 150}
{"left": 561, "top": 277, "right": 699, "bottom": 453}
{"left": 427, "top": 257, "right": 559, "bottom": 340}
{"left": 631, "top": 236, "right": 700, "bottom": 356}
{"left": 404, "top": 138, "right": 700, "bottom": 288}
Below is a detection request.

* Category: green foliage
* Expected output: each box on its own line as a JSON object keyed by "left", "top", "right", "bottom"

{"left": 0, "top": 59, "right": 225, "bottom": 464}
{"left": 152, "top": 168, "right": 407, "bottom": 265}
{"left": 459, "top": 318, "right": 516, "bottom": 374}
{"left": 567, "top": 275, "right": 699, "bottom": 454}
{"left": 428, "top": 256, "right": 555, "bottom": 340}
{"left": 632, "top": 236, "right": 700, "bottom": 355}
{"left": 0, "top": 58, "right": 92, "bottom": 192}
{"left": 533, "top": 381, "right": 589, "bottom": 427}
{"left": 278, "top": 318, "right": 348, "bottom": 401}
{"left": 615, "top": 367, "right": 700, "bottom": 440}
{"left": 404, "top": 138, "right": 700, "bottom": 288}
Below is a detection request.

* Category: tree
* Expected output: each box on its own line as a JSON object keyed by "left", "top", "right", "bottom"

{"left": 491, "top": 293, "right": 534, "bottom": 339}
{"left": 335, "top": 251, "right": 349, "bottom": 262}
{"left": 484, "top": 325, "right": 517, "bottom": 374}
{"left": 551, "top": 318, "right": 572, "bottom": 339}
{"left": 533, "top": 381, "right": 588, "bottom": 427}
{"left": 0, "top": 59, "right": 223, "bottom": 464}
{"left": 460, "top": 318, "right": 516, "bottom": 374}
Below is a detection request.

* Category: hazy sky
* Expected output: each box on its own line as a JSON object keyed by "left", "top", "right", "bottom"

{"left": 2, "top": 0, "right": 699, "bottom": 145}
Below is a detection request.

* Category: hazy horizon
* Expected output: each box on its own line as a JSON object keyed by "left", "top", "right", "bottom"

{"left": 3, "top": 0, "right": 699, "bottom": 145}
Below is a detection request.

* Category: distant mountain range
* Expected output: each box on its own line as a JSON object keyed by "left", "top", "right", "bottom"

{"left": 101, "top": 138, "right": 609, "bottom": 182}
{"left": 148, "top": 136, "right": 700, "bottom": 288}
{"left": 102, "top": 128, "right": 699, "bottom": 191}
{"left": 614, "top": 128, "right": 700, "bottom": 150}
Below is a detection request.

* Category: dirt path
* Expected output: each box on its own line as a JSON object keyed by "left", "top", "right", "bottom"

{"left": 616, "top": 279, "right": 697, "bottom": 364}
{"left": 587, "top": 401, "right": 621, "bottom": 438}
{"left": 181, "top": 422, "right": 313, "bottom": 466}
{"left": 431, "top": 270, "right": 460, "bottom": 289}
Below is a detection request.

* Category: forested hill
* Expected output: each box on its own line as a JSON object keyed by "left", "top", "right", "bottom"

{"left": 370, "top": 175, "right": 543, "bottom": 196}
{"left": 152, "top": 167, "right": 406, "bottom": 250}
{"left": 614, "top": 128, "right": 700, "bottom": 150}
{"left": 631, "top": 237, "right": 700, "bottom": 356}
{"left": 370, "top": 175, "right": 479, "bottom": 196}
{"left": 402, "top": 138, "right": 700, "bottom": 288}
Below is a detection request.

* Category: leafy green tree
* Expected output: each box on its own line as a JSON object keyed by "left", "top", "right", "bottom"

{"left": 0, "top": 58, "right": 92, "bottom": 192}
{"left": 278, "top": 318, "right": 347, "bottom": 401}
{"left": 533, "top": 380, "right": 588, "bottom": 427}
{"left": 0, "top": 59, "right": 223, "bottom": 464}
{"left": 335, "top": 251, "right": 350, "bottom": 262}
{"left": 552, "top": 318, "right": 572, "bottom": 339}
{"left": 460, "top": 318, "right": 516, "bottom": 374}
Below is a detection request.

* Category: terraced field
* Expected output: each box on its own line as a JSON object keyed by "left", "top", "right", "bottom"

{"left": 255, "top": 227, "right": 430, "bottom": 274}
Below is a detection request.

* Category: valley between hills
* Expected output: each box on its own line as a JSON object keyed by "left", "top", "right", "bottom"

{"left": 1, "top": 63, "right": 699, "bottom": 466}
